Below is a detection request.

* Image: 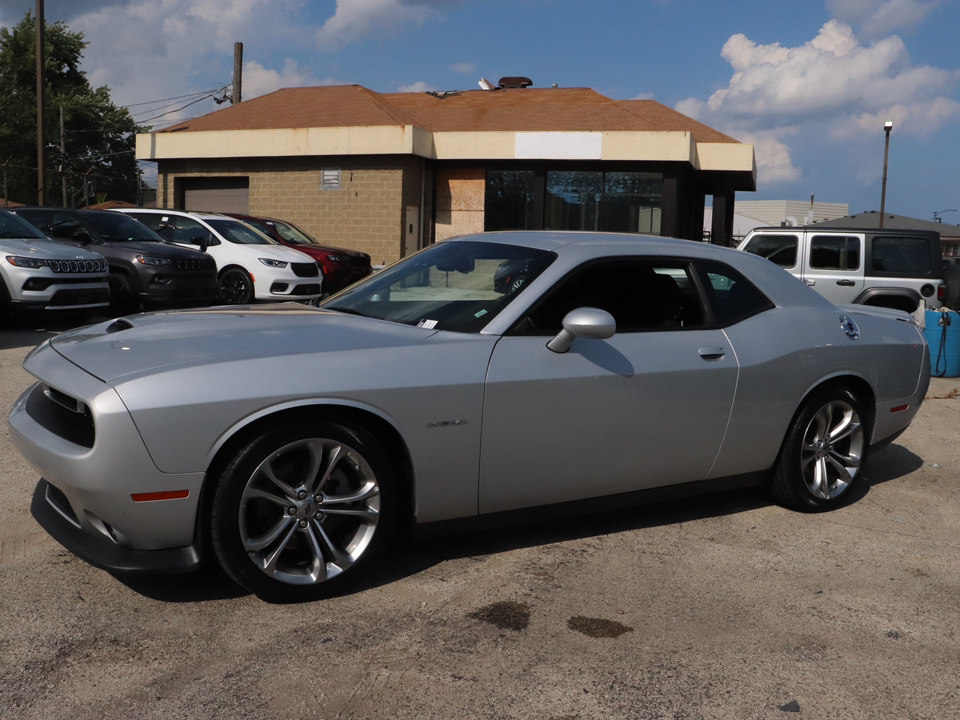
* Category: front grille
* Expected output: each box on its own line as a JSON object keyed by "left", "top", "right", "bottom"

{"left": 292, "top": 262, "right": 320, "bottom": 278}
{"left": 48, "top": 287, "right": 110, "bottom": 306}
{"left": 25, "top": 384, "right": 95, "bottom": 448}
{"left": 291, "top": 283, "right": 321, "bottom": 296}
{"left": 48, "top": 259, "right": 109, "bottom": 274}
{"left": 172, "top": 258, "right": 216, "bottom": 272}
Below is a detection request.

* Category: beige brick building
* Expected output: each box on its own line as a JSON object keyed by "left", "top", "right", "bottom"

{"left": 139, "top": 83, "right": 756, "bottom": 264}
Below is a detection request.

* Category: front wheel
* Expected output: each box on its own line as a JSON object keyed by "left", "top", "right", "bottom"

{"left": 770, "top": 388, "right": 868, "bottom": 512}
{"left": 210, "top": 420, "right": 398, "bottom": 602}
{"left": 219, "top": 268, "right": 254, "bottom": 304}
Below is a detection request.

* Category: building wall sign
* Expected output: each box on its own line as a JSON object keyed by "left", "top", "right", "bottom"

{"left": 515, "top": 132, "right": 603, "bottom": 160}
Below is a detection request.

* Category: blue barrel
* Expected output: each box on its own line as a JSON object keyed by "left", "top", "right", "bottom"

{"left": 924, "top": 310, "right": 960, "bottom": 377}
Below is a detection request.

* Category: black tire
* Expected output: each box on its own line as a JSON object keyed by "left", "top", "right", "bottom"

{"left": 109, "top": 275, "right": 140, "bottom": 316}
{"left": 770, "top": 387, "right": 869, "bottom": 512}
{"left": 210, "top": 420, "right": 399, "bottom": 602}
{"left": 943, "top": 263, "right": 960, "bottom": 311}
{"left": 219, "top": 268, "right": 254, "bottom": 305}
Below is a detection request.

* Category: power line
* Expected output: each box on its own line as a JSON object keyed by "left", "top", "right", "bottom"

{"left": 135, "top": 92, "right": 224, "bottom": 124}
{"left": 121, "top": 88, "right": 225, "bottom": 109}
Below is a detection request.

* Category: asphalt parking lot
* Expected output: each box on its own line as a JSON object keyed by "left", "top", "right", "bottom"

{"left": 1, "top": 314, "right": 958, "bottom": 720}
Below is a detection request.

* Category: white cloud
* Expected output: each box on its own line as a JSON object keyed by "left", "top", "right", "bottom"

{"left": 734, "top": 129, "right": 802, "bottom": 184}
{"left": 397, "top": 81, "right": 436, "bottom": 93}
{"left": 826, "top": 0, "right": 945, "bottom": 38}
{"left": 676, "top": 15, "right": 959, "bottom": 184}
{"left": 631, "top": 92, "right": 656, "bottom": 100}
{"left": 63, "top": 0, "right": 320, "bottom": 123}
{"left": 451, "top": 62, "right": 476, "bottom": 74}
{"left": 242, "top": 60, "right": 339, "bottom": 100}
{"left": 315, "top": 0, "right": 439, "bottom": 52}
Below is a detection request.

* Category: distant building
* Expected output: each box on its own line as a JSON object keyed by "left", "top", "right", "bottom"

{"left": 136, "top": 83, "right": 757, "bottom": 263}
{"left": 734, "top": 200, "right": 849, "bottom": 227}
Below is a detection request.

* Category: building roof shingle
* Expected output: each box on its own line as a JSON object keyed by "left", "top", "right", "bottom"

{"left": 162, "top": 85, "right": 741, "bottom": 144}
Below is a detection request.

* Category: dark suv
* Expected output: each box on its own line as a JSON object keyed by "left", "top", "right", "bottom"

{"left": 13, "top": 208, "right": 219, "bottom": 315}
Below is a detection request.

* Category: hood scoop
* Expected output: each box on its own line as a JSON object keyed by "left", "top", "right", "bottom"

{"left": 106, "top": 317, "right": 135, "bottom": 333}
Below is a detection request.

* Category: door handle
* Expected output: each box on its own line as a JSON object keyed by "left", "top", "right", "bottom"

{"left": 837, "top": 279, "right": 856, "bottom": 286}
{"left": 804, "top": 279, "right": 816, "bottom": 286}
{"left": 698, "top": 346, "right": 725, "bottom": 360}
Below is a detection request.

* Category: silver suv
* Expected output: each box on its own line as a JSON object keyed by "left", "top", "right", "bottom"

{"left": 0, "top": 210, "right": 110, "bottom": 315}
{"left": 739, "top": 226, "right": 952, "bottom": 312}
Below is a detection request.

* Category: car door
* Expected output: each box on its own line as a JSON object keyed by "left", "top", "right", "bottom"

{"left": 803, "top": 232, "right": 864, "bottom": 304}
{"left": 478, "top": 257, "right": 740, "bottom": 514}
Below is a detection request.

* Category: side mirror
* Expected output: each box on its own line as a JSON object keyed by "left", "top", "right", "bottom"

{"left": 546, "top": 307, "right": 616, "bottom": 354}
{"left": 190, "top": 235, "right": 210, "bottom": 252}
{"left": 71, "top": 230, "right": 93, "bottom": 244}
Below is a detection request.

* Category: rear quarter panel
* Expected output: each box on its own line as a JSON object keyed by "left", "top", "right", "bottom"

{"left": 708, "top": 304, "right": 926, "bottom": 479}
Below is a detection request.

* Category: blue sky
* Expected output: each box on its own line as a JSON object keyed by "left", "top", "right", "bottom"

{"left": 3, "top": 0, "right": 959, "bottom": 224}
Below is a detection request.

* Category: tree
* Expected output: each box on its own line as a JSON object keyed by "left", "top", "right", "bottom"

{"left": 0, "top": 12, "right": 147, "bottom": 206}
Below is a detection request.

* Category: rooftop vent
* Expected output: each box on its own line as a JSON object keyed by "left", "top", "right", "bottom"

{"left": 498, "top": 76, "right": 533, "bottom": 89}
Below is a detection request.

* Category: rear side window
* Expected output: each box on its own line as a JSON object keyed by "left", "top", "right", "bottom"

{"left": 871, "top": 237, "right": 932, "bottom": 274}
{"left": 695, "top": 262, "right": 774, "bottom": 326}
{"left": 744, "top": 234, "right": 798, "bottom": 268}
{"left": 810, "top": 235, "right": 860, "bottom": 270}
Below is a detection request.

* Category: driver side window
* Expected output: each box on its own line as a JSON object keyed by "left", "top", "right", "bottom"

{"left": 510, "top": 259, "right": 705, "bottom": 335}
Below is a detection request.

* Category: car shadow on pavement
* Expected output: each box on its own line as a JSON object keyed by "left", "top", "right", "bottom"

{"left": 103, "top": 442, "right": 924, "bottom": 604}
{"left": 111, "top": 561, "right": 251, "bottom": 603}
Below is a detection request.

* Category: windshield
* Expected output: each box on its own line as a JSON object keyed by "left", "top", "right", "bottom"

{"left": 82, "top": 211, "right": 166, "bottom": 243}
{"left": 206, "top": 219, "right": 275, "bottom": 245}
{"left": 0, "top": 210, "right": 47, "bottom": 240}
{"left": 322, "top": 241, "right": 556, "bottom": 333}
{"left": 269, "top": 219, "right": 314, "bottom": 246}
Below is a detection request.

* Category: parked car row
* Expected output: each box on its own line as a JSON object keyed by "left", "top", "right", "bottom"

{"left": 0, "top": 208, "right": 374, "bottom": 319}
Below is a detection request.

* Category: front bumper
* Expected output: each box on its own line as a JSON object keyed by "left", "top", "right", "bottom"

{"left": 9, "top": 350, "right": 207, "bottom": 568}
{"left": 31, "top": 479, "right": 201, "bottom": 574}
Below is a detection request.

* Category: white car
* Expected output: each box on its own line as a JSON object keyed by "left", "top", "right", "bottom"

{"left": 0, "top": 209, "right": 110, "bottom": 314}
{"left": 112, "top": 209, "right": 322, "bottom": 304}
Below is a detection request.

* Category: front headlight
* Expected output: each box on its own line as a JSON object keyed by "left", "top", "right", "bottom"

{"left": 6, "top": 255, "right": 48, "bottom": 269}
{"left": 259, "top": 258, "right": 288, "bottom": 268}
{"left": 326, "top": 255, "right": 344, "bottom": 263}
{"left": 5, "top": 256, "right": 107, "bottom": 272}
{"left": 136, "top": 255, "right": 173, "bottom": 266}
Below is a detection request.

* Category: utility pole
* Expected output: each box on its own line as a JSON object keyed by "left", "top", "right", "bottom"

{"left": 36, "top": 0, "right": 46, "bottom": 205}
{"left": 232, "top": 42, "right": 243, "bottom": 104}
{"left": 60, "top": 104, "right": 67, "bottom": 207}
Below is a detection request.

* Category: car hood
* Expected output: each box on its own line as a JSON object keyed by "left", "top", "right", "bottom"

{"left": 105, "top": 240, "right": 207, "bottom": 259}
{"left": 48, "top": 304, "right": 443, "bottom": 384}
{"left": 0, "top": 237, "right": 106, "bottom": 261}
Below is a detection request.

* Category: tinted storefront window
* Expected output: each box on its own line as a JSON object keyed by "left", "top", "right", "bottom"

{"left": 485, "top": 169, "right": 663, "bottom": 234}
{"left": 545, "top": 171, "right": 603, "bottom": 231}
{"left": 601, "top": 172, "right": 662, "bottom": 234}
{"left": 485, "top": 171, "right": 542, "bottom": 231}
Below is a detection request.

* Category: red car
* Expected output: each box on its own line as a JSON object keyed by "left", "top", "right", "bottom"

{"left": 226, "top": 214, "right": 372, "bottom": 294}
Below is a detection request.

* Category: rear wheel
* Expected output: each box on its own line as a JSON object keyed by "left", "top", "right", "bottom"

{"left": 210, "top": 420, "right": 398, "bottom": 602}
{"left": 770, "top": 388, "right": 868, "bottom": 512}
{"left": 219, "top": 268, "right": 254, "bottom": 304}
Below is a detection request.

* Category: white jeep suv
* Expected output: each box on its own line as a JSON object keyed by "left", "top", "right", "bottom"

{"left": 112, "top": 209, "right": 322, "bottom": 304}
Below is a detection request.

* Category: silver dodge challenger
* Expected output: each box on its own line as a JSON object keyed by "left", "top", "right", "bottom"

{"left": 9, "top": 232, "right": 930, "bottom": 602}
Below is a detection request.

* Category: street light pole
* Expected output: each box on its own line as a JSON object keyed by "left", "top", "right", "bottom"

{"left": 879, "top": 120, "right": 893, "bottom": 229}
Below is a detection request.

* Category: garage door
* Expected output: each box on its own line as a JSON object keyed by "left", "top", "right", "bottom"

{"left": 182, "top": 177, "right": 249, "bottom": 214}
